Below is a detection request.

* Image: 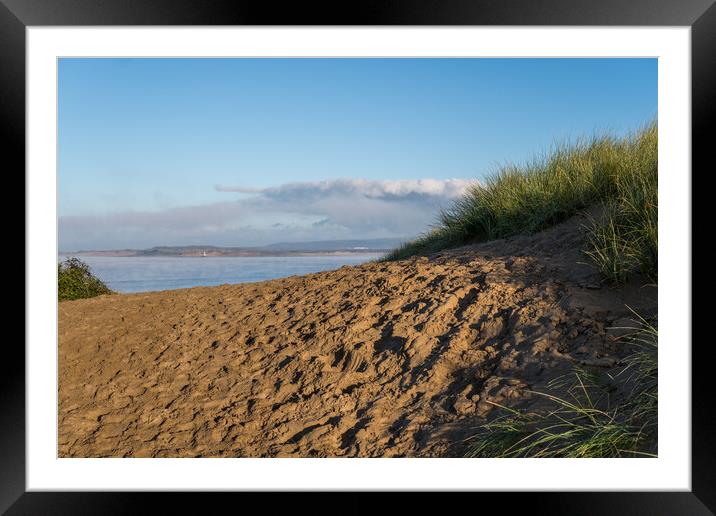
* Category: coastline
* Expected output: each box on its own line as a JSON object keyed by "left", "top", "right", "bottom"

{"left": 60, "top": 250, "right": 390, "bottom": 258}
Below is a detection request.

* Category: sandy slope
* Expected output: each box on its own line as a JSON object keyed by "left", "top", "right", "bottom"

{"left": 58, "top": 213, "right": 656, "bottom": 457}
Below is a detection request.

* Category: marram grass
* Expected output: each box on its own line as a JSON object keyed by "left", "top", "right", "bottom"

{"left": 384, "top": 121, "right": 657, "bottom": 284}
{"left": 464, "top": 310, "right": 657, "bottom": 458}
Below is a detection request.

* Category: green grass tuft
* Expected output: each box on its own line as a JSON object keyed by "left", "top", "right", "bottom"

{"left": 383, "top": 121, "right": 657, "bottom": 284}
{"left": 58, "top": 257, "right": 114, "bottom": 301}
{"left": 464, "top": 310, "right": 657, "bottom": 458}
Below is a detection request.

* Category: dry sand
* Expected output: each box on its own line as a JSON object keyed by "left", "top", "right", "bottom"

{"left": 58, "top": 213, "right": 656, "bottom": 457}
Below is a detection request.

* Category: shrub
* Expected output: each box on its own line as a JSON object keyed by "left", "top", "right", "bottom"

{"left": 58, "top": 257, "right": 113, "bottom": 301}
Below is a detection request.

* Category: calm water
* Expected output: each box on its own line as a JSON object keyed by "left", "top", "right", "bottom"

{"left": 60, "top": 254, "right": 383, "bottom": 293}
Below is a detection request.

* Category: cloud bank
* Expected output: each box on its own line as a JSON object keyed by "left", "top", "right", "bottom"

{"left": 60, "top": 178, "right": 477, "bottom": 251}
{"left": 215, "top": 178, "right": 472, "bottom": 200}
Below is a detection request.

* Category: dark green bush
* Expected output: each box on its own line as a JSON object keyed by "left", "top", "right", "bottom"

{"left": 58, "top": 257, "right": 113, "bottom": 301}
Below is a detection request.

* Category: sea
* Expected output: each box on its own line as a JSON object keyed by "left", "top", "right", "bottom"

{"left": 59, "top": 254, "right": 383, "bottom": 293}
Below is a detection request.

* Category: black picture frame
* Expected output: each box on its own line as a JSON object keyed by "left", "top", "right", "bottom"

{"left": 4, "top": 0, "right": 709, "bottom": 513}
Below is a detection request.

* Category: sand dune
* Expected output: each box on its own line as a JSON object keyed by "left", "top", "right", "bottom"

{"left": 58, "top": 213, "right": 656, "bottom": 457}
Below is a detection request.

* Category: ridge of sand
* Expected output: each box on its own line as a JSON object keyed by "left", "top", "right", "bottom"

{"left": 58, "top": 212, "right": 657, "bottom": 457}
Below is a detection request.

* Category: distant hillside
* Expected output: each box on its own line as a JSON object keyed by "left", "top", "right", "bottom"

{"left": 65, "top": 238, "right": 409, "bottom": 257}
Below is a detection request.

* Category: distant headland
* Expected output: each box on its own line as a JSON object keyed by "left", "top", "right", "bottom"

{"left": 61, "top": 238, "right": 406, "bottom": 257}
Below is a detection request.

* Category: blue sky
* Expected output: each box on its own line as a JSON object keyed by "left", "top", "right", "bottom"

{"left": 59, "top": 58, "right": 657, "bottom": 250}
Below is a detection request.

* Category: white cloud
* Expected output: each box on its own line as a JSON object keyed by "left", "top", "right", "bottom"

{"left": 216, "top": 178, "right": 474, "bottom": 200}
